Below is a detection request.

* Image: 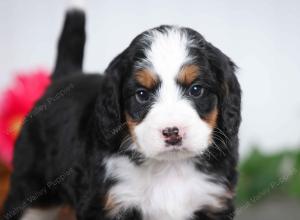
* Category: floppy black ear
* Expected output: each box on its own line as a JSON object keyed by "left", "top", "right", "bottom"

{"left": 95, "top": 77, "right": 121, "bottom": 140}
{"left": 94, "top": 49, "right": 130, "bottom": 146}
{"left": 206, "top": 43, "right": 241, "bottom": 137}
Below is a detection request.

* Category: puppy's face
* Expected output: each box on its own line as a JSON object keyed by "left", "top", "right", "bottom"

{"left": 121, "top": 27, "right": 222, "bottom": 161}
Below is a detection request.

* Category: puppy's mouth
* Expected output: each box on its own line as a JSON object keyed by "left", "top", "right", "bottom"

{"left": 155, "top": 147, "right": 195, "bottom": 161}
{"left": 164, "top": 134, "right": 183, "bottom": 146}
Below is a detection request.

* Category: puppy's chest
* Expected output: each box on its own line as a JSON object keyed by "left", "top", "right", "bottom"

{"left": 105, "top": 157, "right": 227, "bottom": 220}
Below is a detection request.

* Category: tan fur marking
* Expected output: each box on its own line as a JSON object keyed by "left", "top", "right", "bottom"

{"left": 0, "top": 165, "right": 10, "bottom": 211}
{"left": 135, "top": 70, "right": 158, "bottom": 89}
{"left": 104, "top": 194, "right": 116, "bottom": 211}
{"left": 204, "top": 108, "right": 218, "bottom": 128}
{"left": 178, "top": 64, "right": 200, "bottom": 85}
{"left": 57, "top": 205, "right": 76, "bottom": 220}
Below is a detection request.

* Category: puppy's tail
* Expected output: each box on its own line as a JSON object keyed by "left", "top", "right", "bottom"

{"left": 52, "top": 1, "right": 86, "bottom": 80}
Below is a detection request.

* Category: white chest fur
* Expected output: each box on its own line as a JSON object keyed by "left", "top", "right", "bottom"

{"left": 105, "top": 157, "right": 227, "bottom": 220}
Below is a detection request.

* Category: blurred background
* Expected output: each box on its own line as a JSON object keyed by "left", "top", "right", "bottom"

{"left": 0, "top": 0, "right": 299, "bottom": 219}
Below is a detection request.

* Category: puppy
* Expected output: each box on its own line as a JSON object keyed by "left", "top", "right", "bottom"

{"left": 3, "top": 5, "right": 241, "bottom": 220}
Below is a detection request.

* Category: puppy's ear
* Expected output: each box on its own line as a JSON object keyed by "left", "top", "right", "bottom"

{"left": 95, "top": 49, "right": 129, "bottom": 145}
{"left": 206, "top": 43, "right": 241, "bottom": 136}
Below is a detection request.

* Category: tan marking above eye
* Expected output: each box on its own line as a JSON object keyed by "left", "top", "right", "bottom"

{"left": 203, "top": 107, "right": 218, "bottom": 128}
{"left": 177, "top": 64, "right": 200, "bottom": 85}
{"left": 135, "top": 69, "right": 158, "bottom": 89}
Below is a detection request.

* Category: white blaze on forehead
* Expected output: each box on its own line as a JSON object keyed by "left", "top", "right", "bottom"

{"left": 144, "top": 28, "right": 194, "bottom": 104}
{"left": 145, "top": 28, "right": 192, "bottom": 80}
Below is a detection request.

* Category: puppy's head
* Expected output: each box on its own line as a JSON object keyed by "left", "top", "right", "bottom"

{"left": 98, "top": 26, "right": 241, "bottom": 161}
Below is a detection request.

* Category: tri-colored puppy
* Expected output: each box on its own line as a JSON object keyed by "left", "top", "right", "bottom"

{"left": 3, "top": 3, "right": 241, "bottom": 220}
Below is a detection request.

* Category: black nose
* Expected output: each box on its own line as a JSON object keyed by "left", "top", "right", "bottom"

{"left": 162, "top": 127, "right": 182, "bottom": 146}
{"left": 162, "top": 127, "right": 179, "bottom": 137}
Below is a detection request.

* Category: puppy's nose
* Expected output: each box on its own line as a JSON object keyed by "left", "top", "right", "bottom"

{"left": 162, "top": 127, "right": 179, "bottom": 137}
{"left": 162, "top": 127, "right": 182, "bottom": 146}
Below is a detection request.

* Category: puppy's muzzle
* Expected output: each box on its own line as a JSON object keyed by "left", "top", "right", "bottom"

{"left": 162, "top": 126, "right": 183, "bottom": 146}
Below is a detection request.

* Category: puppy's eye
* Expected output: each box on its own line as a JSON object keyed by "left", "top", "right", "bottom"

{"left": 189, "top": 84, "right": 204, "bottom": 98}
{"left": 136, "top": 89, "right": 150, "bottom": 103}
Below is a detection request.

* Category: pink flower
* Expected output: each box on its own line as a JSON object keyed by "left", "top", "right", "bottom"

{"left": 0, "top": 69, "right": 51, "bottom": 168}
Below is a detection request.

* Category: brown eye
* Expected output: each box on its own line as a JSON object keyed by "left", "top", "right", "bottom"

{"left": 136, "top": 89, "right": 150, "bottom": 103}
{"left": 189, "top": 84, "right": 204, "bottom": 98}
